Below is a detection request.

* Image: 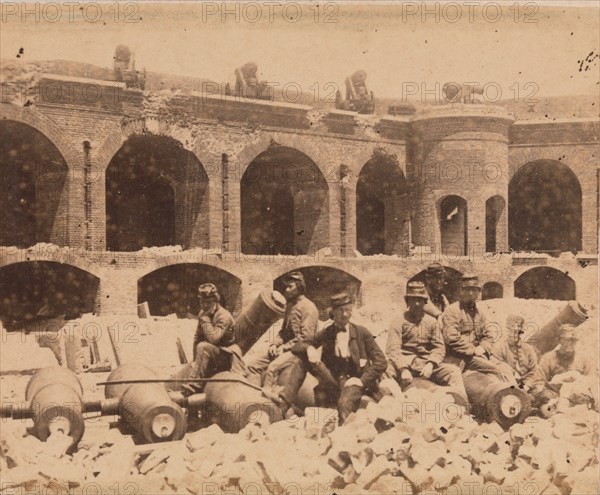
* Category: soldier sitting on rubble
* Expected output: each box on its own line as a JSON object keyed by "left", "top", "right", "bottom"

{"left": 386, "top": 281, "right": 468, "bottom": 404}
{"left": 246, "top": 272, "right": 319, "bottom": 409}
{"left": 442, "top": 274, "right": 508, "bottom": 379}
{"left": 423, "top": 263, "right": 450, "bottom": 318}
{"left": 292, "top": 292, "right": 387, "bottom": 424}
{"left": 491, "top": 314, "right": 538, "bottom": 391}
{"left": 528, "top": 324, "right": 595, "bottom": 416}
{"left": 170, "top": 283, "right": 244, "bottom": 395}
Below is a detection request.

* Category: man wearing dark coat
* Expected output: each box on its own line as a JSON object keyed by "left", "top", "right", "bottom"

{"left": 293, "top": 292, "right": 387, "bottom": 424}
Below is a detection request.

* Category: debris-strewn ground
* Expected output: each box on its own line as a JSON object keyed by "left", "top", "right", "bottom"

{"left": 1, "top": 298, "right": 598, "bottom": 494}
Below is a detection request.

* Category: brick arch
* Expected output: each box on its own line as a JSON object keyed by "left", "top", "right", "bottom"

{"left": 508, "top": 149, "right": 585, "bottom": 183}
{"left": 236, "top": 134, "right": 331, "bottom": 180}
{"left": 0, "top": 103, "right": 81, "bottom": 169}
{"left": 273, "top": 264, "right": 363, "bottom": 320}
{"left": 356, "top": 148, "right": 408, "bottom": 256}
{"left": 94, "top": 118, "right": 207, "bottom": 173}
{"left": 436, "top": 194, "right": 469, "bottom": 257}
{"left": 514, "top": 266, "right": 576, "bottom": 301}
{"left": 136, "top": 256, "right": 235, "bottom": 279}
{"left": 137, "top": 262, "right": 242, "bottom": 317}
{"left": 0, "top": 252, "right": 102, "bottom": 278}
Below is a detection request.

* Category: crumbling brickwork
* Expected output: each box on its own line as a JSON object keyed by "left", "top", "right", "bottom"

{"left": 1, "top": 75, "right": 598, "bottom": 320}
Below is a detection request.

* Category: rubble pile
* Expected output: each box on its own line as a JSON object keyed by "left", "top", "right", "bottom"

{"left": 2, "top": 381, "right": 598, "bottom": 495}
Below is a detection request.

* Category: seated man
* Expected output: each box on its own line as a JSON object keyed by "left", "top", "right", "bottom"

{"left": 442, "top": 274, "right": 506, "bottom": 378}
{"left": 424, "top": 263, "right": 450, "bottom": 318}
{"left": 386, "top": 281, "right": 468, "bottom": 404}
{"left": 246, "top": 272, "right": 318, "bottom": 408}
{"left": 529, "top": 324, "right": 594, "bottom": 415}
{"left": 292, "top": 292, "right": 387, "bottom": 424}
{"left": 491, "top": 314, "right": 538, "bottom": 391}
{"left": 170, "top": 283, "right": 243, "bottom": 394}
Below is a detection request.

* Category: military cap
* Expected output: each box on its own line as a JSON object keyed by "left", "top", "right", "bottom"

{"left": 405, "top": 281, "right": 429, "bottom": 300}
{"left": 283, "top": 271, "right": 305, "bottom": 284}
{"left": 198, "top": 283, "right": 220, "bottom": 301}
{"left": 460, "top": 274, "right": 481, "bottom": 289}
{"left": 425, "top": 263, "right": 445, "bottom": 276}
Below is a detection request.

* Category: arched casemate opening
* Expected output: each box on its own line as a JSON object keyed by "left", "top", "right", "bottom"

{"left": 0, "top": 121, "right": 69, "bottom": 248}
{"left": 439, "top": 195, "right": 468, "bottom": 257}
{"left": 0, "top": 262, "right": 99, "bottom": 330}
{"left": 241, "top": 146, "right": 329, "bottom": 256}
{"left": 482, "top": 281, "right": 504, "bottom": 300}
{"left": 408, "top": 265, "right": 464, "bottom": 304}
{"left": 274, "top": 266, "right": 362, "bottom": 321}
{"left": 138, "top": 263, "right": 242, "bottom": 318}
{"left": 356, "top": 151, "right": 408, "bottom": 255}
{"left": 514, "top": 267, "right": 576, "bottom": 301}
{"left": 106, "top": 135, "right": 208, "bottom": 252}
{"left": 485, "top": 196, "right": 506, "bottom": 253}
{"left": 509, "top": 160, "right": 582, "bottom": 255}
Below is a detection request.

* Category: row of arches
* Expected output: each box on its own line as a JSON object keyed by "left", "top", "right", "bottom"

{"left": 0, "top": 120, "right": 585, "bottom": 255}
{"left": 0, "top": 261, "right": 578, "bottom": 329}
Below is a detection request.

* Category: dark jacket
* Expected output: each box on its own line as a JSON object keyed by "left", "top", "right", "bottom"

{"left": 293, "top": 321, "right": 387, "bottom": 391}
{"left": 193, "top": 304, "right": 236, "bottom": 358}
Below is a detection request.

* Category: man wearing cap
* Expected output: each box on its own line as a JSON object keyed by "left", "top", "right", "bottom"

{"left": 387, "top": 281, "right": 468, "bottom": 403}
{"left": 529, "top": 324, "right": 593, "bottom": 413}
{"left": 185, "top": 284, "right": 244, "bottom": 390}
{"left": 292, "top": 292, "right": 387, "bottom": 424}
{"left": 424, "top": 263, "right": 450, "bottom": 318}
{"left": 168, "top": 283, "right": 242, "bottom": 394}
{"left": 491, "top": 315, "right": 539, "bottom": 390}
{"left": 441, "top": 274, "right": 505, "bottom": 377}
{"left": 246, "top": 272, "right": 319, "bottom": 407}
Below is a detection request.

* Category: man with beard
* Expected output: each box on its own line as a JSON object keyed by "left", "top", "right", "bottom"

{"left": 529, "top": 324, "right": 593, "bottom": 414}
{"left": 442, "top": 274, "right": 506, "bottom": 378}
{"left": 424, "top": 263, "right": 450, "bottom": 318}
{"left": 246, "top": 272, "right": 319, "bottom": 410}
{"left": 386, "top": 281, "right": 468, "bottom": 404}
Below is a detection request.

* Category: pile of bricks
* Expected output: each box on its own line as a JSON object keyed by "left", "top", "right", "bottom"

{"left": 1, "top": 381, "right": 597, "bottom": 494}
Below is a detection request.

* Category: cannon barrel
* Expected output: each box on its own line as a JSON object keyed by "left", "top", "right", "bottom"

{"left": 24, "top": 367, "right": 85, "bottom": 451}
{"left": 233, "top": 289, "right": 286, "bottom": 355}
{"left": 463, "top": 370, "right": 531, "bottom": 429}
{"left": 526, "top": 300, "right": 588, "bottom": 356}
{"left": 203, "top": 371, "right": 283, "bottom": 432}
{"left": 106, "top": 364, "right": 186, "bottom": 443}
{"left": 407, "top": 377, "right": 469, "bottom": 408}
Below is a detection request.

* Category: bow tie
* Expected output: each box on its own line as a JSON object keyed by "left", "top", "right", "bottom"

{"left": 336, "top": 325, "right": 348, "bottom": 333}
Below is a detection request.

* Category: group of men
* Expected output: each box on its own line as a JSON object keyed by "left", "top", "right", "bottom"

{"left": 181, "top": 264, "right": 593, "bottom": 425}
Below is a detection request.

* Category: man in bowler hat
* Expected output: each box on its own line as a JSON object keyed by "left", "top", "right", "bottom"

{"left": 292, "top": 292, "right": 387, "bottom": 424}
